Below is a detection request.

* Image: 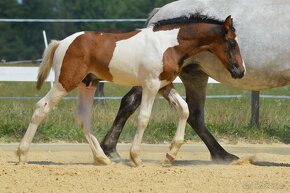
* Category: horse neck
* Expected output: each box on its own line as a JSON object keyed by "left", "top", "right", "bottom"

{"left": 178, "top": 23, "right": 223, "bottom": 50}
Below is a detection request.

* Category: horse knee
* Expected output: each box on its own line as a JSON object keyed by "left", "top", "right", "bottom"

{"left": 179, "top": 100, "right": 189, "bottom": 120}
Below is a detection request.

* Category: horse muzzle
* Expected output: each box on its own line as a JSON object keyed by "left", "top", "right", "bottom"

{"left": 228, "top": 65, "right": 245, "bottom": 79}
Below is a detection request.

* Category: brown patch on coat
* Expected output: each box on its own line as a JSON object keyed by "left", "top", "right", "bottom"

{"left": 59, "top": 31, "right": 140, "bottom": 91}
{"left": 157, "top": 24, "right": 200, "bottom": 82}
{"left": 158, "top": 83, "right": 174, "bottom": 102}
{"left": 159, "top": 47, "right": 181, "bottom": 82}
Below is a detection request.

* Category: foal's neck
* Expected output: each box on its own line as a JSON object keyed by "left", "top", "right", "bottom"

{"left": 155, "top": 23, "right": 223, "bottom": 68}
{"left": 178, "top": 23, "right": 223, "bottom": 50}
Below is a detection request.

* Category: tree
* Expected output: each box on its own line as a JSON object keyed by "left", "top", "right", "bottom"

{"left": 0, "top": 0, "right": 175, "bottom": 61}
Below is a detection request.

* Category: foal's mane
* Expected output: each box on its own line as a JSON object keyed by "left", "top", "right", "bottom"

{"left": 153, "top": 13, "right": 224, "bottom": 28}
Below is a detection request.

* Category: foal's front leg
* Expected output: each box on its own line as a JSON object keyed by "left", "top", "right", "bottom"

{"left": 159, "top": 84, "right": 189, "bottom": 165}
{"left": 76, "top": 83, "right": 111, "bottom": 165}
{"left": 130, "top": 82, "right": 160, "bottom": 166}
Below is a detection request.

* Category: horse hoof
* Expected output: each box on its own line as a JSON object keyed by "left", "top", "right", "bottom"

{"left": 94, "top": 156, "right": 112, "bottom": 165}
{"left": 162, "top": 159, "right": 172, "bottom": 167}
{"left": 107, "top": 152, "right": 122, "bottom": 163}
{"left": 166, "top": 152, "right": 175, "bottom": 164}
{"left": 211, "top": 152, "right": 239, "bottom": 163}
{"left": 16, "top": 149, "right": 27, "bottom": 164}
{"left": 130, "top": 154, "right": 143, "bottom": 167}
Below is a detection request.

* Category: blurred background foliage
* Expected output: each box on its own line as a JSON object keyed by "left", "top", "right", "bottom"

{"left": 0, "top": 0, "right": 174, "bottom": 61}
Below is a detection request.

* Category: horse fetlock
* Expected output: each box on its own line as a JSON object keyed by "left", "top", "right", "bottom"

{"left": 169, "top": 140, "right": 184, "bottom": 151}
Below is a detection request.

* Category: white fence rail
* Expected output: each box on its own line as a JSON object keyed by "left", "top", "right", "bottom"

{"left": 0, "top": 66, "right": 219, "bottom": 83}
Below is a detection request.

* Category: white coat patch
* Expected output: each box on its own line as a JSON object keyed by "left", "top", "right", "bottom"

{"left": 108, "top": 27, "right": 180, "bottom": 86}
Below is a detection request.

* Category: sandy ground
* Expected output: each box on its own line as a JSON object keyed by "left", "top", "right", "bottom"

{"left": 0, "top": 143, "right": 289, "bottom": 193}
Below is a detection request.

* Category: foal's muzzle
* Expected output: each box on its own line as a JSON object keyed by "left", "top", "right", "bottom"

{"left": 228, "top": 65, "right": 245, "bottom": 79}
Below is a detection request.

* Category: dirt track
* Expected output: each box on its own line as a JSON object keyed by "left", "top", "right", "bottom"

{"left": 0, "top": 143, "right": 289, "bottom": 193}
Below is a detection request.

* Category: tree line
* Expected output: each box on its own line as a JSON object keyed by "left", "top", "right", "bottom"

{"left": 0, "top": 0, "right": 173, "bottom": 61}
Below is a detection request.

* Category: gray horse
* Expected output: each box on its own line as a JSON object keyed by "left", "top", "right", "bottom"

{"left": 100, "top": 0, "right": 290, "bottom": 162}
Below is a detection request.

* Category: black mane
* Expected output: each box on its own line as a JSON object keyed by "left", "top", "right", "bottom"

{"left": 153, "top": 13, "right": 224, "bottom": 28}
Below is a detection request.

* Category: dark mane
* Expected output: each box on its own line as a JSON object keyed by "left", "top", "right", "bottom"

{"left": 153, "top": 13, "right": 224, "bottom": 28}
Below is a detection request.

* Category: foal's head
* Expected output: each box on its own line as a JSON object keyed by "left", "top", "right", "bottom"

{"left": 207, "top": 16, "right": 245, "bottom": 79}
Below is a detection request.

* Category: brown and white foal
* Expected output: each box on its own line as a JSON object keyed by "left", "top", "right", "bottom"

{"left": 17, "top": 15, "right": 245, "bottom": 166}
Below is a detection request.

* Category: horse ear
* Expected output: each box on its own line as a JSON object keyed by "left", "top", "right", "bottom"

{"left": 224, "top": 15, "right": 234, "bottom": 33}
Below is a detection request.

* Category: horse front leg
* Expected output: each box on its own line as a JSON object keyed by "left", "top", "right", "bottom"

{"left": 159, "top": 84, "right": 189, "bottom": 165}
{"left": 76, "top": 82, "right": 111, "bottom": 165}
{"left": 180, "top": 64, "right": 239, "bottom": 162}
{"left": 130, "top": 83, "right": 160, "bottom": 166}
{"left": 100, "top": 86, "right": 142, "bottom": 162}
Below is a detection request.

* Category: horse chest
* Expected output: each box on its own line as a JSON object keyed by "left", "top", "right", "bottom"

{"left": 107, "top": 28, "right": 180, "bottom": 86}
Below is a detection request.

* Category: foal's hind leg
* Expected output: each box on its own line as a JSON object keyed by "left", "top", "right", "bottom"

{"left": 17, "top": 83, "right": 67, "bottom": 163}
{"left": 76, "top": 82, "right": 111, "bottom": 165}
{"left": 159, "top": 84, "right": 189, "bottom": 165}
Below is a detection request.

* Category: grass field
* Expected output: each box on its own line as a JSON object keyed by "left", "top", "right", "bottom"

{"left": 0, "top": 81, "right": 289, "bottom": 144}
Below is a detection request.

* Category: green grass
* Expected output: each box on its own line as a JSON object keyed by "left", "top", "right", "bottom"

{"left": 0, "top": 81, "right": 289, "bottom": 144}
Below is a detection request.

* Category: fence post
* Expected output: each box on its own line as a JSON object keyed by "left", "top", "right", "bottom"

{"left": 251, "top": 90, "right": 260, "bottom": 127}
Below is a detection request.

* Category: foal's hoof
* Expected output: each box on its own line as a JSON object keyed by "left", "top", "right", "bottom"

{"left": 130, "top": 154, "right": 143, "bottom": 167}
{"left": 166, "top": 152, "right": 175, "bottom": 164}
{"left": 16, "top": 148, "right": 27, "bottom": 164}
{"left": 162, "top": 159, "right": 173, "bottom": 167}
{"left": 94, "top": 157, "right": 112, "bottom": 165}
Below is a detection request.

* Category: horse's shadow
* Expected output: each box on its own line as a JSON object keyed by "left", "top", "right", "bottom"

{"left": 249, "top": 160, "right": 290, "bottom": 167}
{"left": 9, "top": 159, "right": 290, "bottom": 168}
{"left": 10, "top": 161, "right": 95, "bottom": 166}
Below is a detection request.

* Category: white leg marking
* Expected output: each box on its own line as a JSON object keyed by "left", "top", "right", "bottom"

{"left": 17, "top": 83, "right": 67, "bottom": 163}
{"left": 130, "top": 80, "right": 161, "bottom": 166}
{"left": 76, "top": 83, "right": 111, "bottom": 165}
{"left": 165, "top": 87, "right": 189, "bottom": 164}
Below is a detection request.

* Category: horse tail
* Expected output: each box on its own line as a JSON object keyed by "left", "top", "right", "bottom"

{"left": 36, "top": 40, "right": 59, "bottom": 90}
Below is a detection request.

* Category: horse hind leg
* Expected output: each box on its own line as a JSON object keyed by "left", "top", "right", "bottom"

{"left": 75, "top": 82, "right": 111, "bottom": 165}
{"left": 159, "top": 84, "right": 189, "bottom": 165}
{"left": 17, "top": 83, "right": 67, "bottom": 163}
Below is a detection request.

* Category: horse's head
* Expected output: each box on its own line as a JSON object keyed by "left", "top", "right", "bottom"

{"left": 209, "top": 16, "right": 246, "bottom": 79}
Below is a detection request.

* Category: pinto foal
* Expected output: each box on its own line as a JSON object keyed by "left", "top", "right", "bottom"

{"left": 17, "top": 15, "right": 245, "bottom": 166}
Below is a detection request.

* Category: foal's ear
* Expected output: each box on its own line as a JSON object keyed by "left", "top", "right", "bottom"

{"left": 223, "top": 15, "right": 235, "bottom": 33}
